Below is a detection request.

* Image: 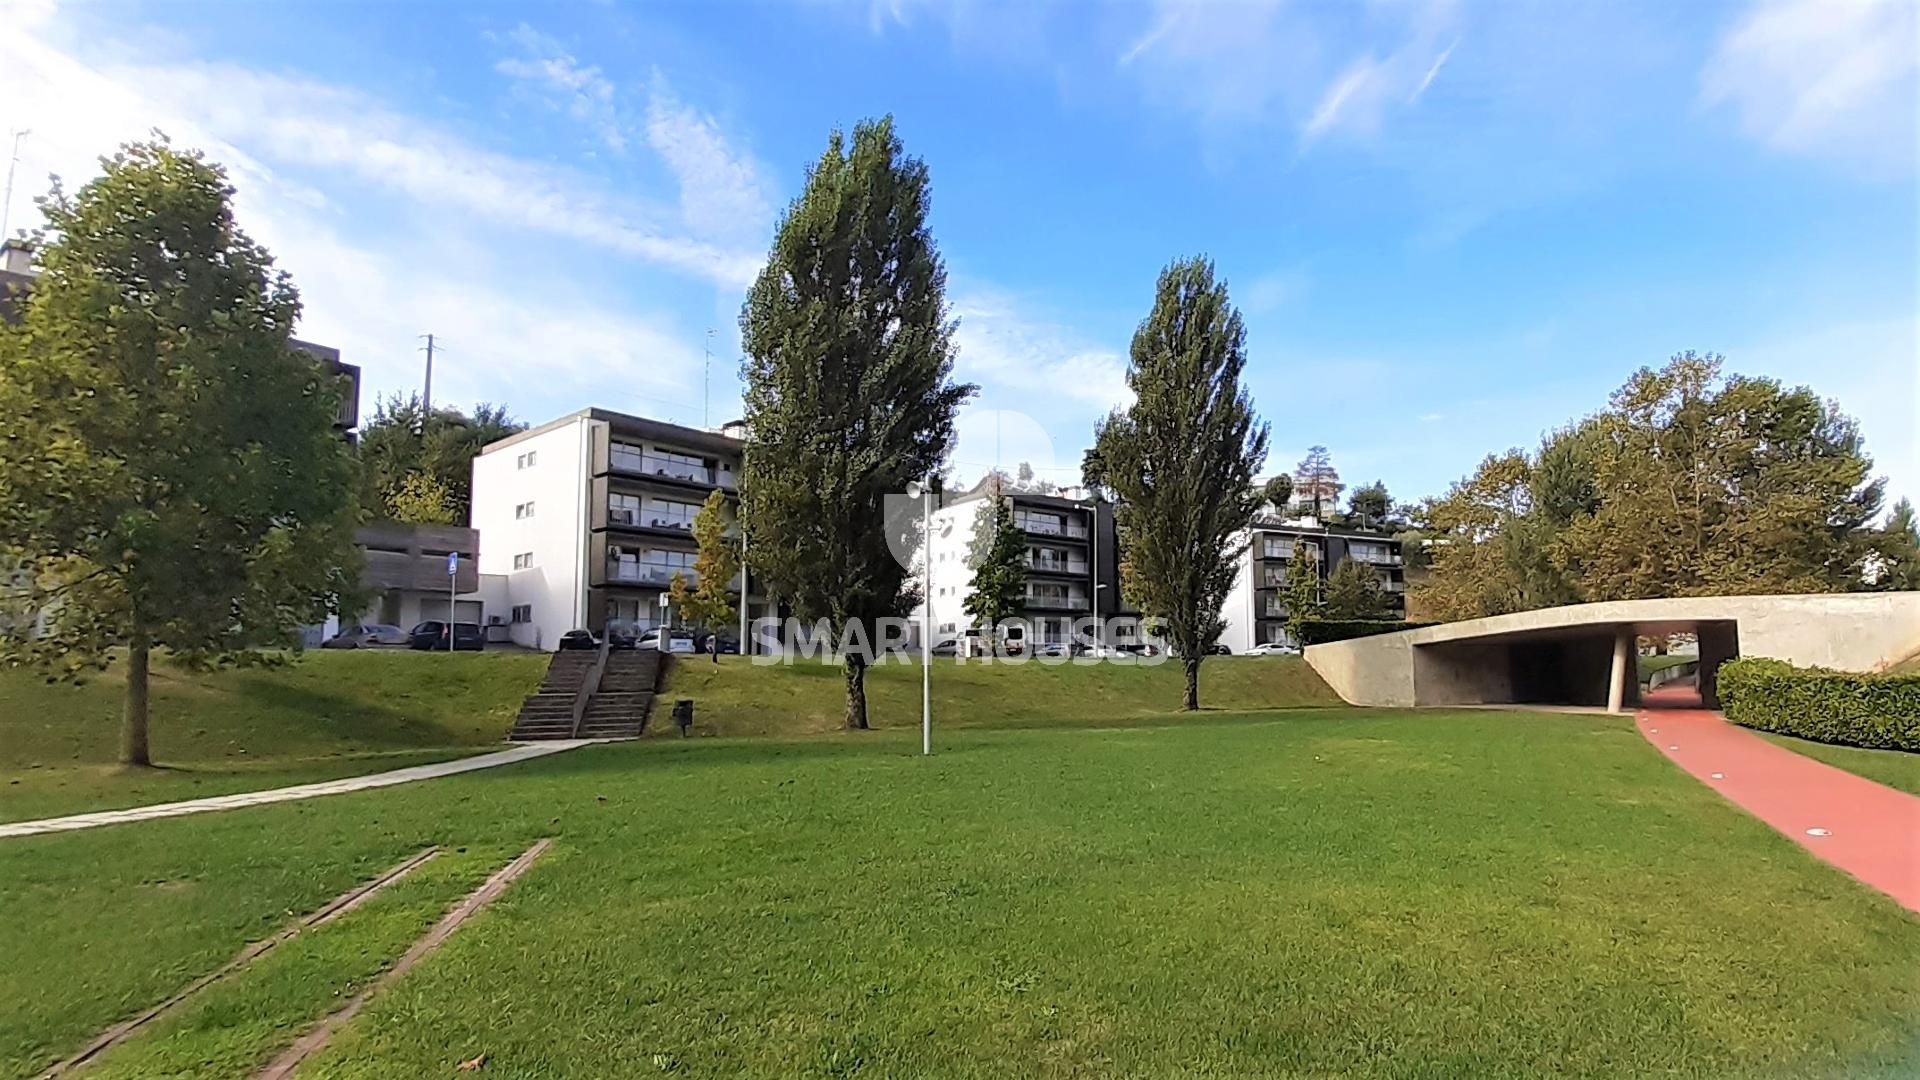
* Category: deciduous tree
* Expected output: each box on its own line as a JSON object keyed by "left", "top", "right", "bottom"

{"left": 667, "top": 490, "right": 741, "bottom": 634}
{"left": 1261, "top": 474, "right": 1294, "bottom": 515}
{"left": 386, "top": 470, "right": 459, "bottom": 525}
{"left": 1091, "top": 256, "right": 1267, "bottom": 709}
{"left": 1282, "top": 545, "right": 1324, "bottom": 644}
{"left": 1325, "top": 556, "right": 1387, "bottom": 619}
{"left": 0, "top": 140, "right": 363, "bottom": 765}
{"left": 739, "top": 117, "right": 974, "bottom": 729}
{"left": 358, "top": 395, "right": 523, "bottom": 525}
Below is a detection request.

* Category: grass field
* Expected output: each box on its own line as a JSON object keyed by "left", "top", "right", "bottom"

{"left": 0, "top": 651, "right": 548, "bottom": 821}
{"left": 5, "top": 706, "right": 1916, "bottom": 1078}
{"left": 1760, "top": 733, "right": 1920, "bottom": 797}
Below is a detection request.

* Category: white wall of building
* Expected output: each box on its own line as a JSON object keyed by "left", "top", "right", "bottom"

{"left": 1219, "top": 531, "right": 1259, "bottom": 654}
{"left": 917, "top": 497, "right": 990, "bottom": 643}
{"left": 472, "top": 418, "right": 594, "bottom": 650}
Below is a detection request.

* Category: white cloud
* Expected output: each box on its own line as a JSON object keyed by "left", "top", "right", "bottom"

{"left": 0, "top": 16, "right": 716, "bottom": 420}
{"left": 950, "top": 291, "right": 1130, "bottom": 412}
{"left": 1700, "top": 0, "right": 1919, "bottom": 172}
{"left": 496, "top": 24, "right": 626, "bottom": 153}
{"left": 1725, "top": 315, "right": 1920, "bottom": 509}
{"left": 1301, "top": 37, "right": 1456, "bottom": 146}
{"left": 644, "top": 74, "right": 777, "bottom": 246}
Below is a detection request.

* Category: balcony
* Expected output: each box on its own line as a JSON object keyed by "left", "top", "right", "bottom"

{"left": 1382, "top": 579, "right": 1407, "bottom": 593}
{"left": 606, "top": 562, "right": 697, "bottom": 587}
{"left": 1025, "top": 593, "right": 1088, "bottom": 610}
{"left": 1352, "top": 550, "right": 1402, "bottom": 566}
{"left": 608, "top": 509, "right": 695, "bottom": 534}
{"left": 1017, "top": 519, "right": 1088, "bottom": 540}
{"left": 608, "top": 448, "right": 735, "bottom": 489}
{"left": 1027, "top": 555, "right": 1089, "bottom": 575}
{"left": 1261, "top": 602, "right": 1289, "bottom": 618}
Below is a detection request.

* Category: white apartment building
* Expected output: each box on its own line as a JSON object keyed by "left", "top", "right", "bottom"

{"left": 471, "top": 409, "right": 759, "bottom": 650}
{"left": 917, "top": 478, "right": 1129, "bottom": 650}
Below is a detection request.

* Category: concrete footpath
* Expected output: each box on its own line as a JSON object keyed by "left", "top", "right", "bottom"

{"left": 0, "top": 741, "right": 594, "bottom": 840}
{"left": 1637, "top": 708, "right": 1920, "bottom": 914}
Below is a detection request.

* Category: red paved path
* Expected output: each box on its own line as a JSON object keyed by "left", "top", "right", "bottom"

{"left": 1636, "top": 688, "right": 1920, "bottom": 914}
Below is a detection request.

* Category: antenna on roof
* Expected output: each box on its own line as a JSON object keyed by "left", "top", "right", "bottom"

{"left": 703, "top": 328, "right": 715, "bottom": 429}
{"left": 1, "top": 129, "right": 30, "bottom": 242}
{"left": 418, "top": 333, "right": 440, "bottom": 424}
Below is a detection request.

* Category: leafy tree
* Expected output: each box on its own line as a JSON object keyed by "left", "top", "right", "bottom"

{"left": 1282, "top": 545, "right": 1324, "bottom": 644}
{"left": 667, "top": 489, "right": 741, "bottom": 634}
{"left": 1294, "top": 445, "right": 1343, "bottom": 520}
{"left": 0, "top": 140, "right": 362, "bottom": 766}
{"left": 739, "top": 117, "right": 974, "bottom": 729}
{"left": 1079, "top": 447, "right": 1112, "bottom": 501}
{"left": 1091, "top": 256, "right": 1267, "bottom": 709}
{"left": 1013, "top": 461, "right": 1058, "bottom": 495}
{"left": 1873, "top": 498, "right": 1920, "bottom": 590}
{"left": 1348, "top": 480, "right": 1392, "bottom": 528}
{"left": 1261, "top": 474, "right": 1294, "bottom": 515}
{"left": 1559, "top": 353, "right": 1882, "bottom": 599}
{"left": 963, "top": 483, "right": 1026, "bottom": 647}
{"left": 1415, "top": 353, "right": 1886, "bottom": 620}
{"left": 386, "top": 470, "right": 459, "bottom": 525}
{"left": 357, "top": 394, "right": 523, "bottom": 524}
{"left": 1324, "top": 556, "right": 1387, "bottom": 619}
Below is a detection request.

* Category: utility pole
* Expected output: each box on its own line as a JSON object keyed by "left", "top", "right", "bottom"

{"left": 1, "top": 129, "right": 30, "bottom": 242}
{"left": 419, "top": 333, "right": 438, "bottom": 415}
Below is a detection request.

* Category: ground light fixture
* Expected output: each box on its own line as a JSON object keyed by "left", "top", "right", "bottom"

{"left": 905, "top": 477, "right": 933, "bottom": 756}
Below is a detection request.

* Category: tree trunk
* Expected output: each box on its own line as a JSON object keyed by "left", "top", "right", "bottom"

{"left": 844, "top": 654, "right": 869, "bottom": 730}
{"left": 1183, "top": 656, "right": 1201, "bottom": 711}
{"left": 123, "top": 633, "right": 153, "bottom": 767}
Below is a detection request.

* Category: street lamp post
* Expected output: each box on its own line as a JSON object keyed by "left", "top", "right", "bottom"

{"left": 907, "top": 477, "right": 933, "bottom": 756}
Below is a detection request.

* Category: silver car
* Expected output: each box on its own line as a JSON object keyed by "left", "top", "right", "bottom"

{"left": 321, "top": 623, "right": 409, "bottom": 649}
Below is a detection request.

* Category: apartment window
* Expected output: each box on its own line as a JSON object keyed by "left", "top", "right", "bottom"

{"left": 641, "top": 448, "right": 710, "bottom": 483}
{"left": 516, "top": 450, "right": 538, "bottom": 469}
{"left": 1264, "top": 537, "right": 1295, "bottom": 560}
{"left": 510, "top": 604, "right": 532, "bottom": 623}
{"left": 515, "top": 501, "right": 535, "bottom": 520}
{"left": 512, "top": 552, "right": 534, "bottom": 570}
{"left": 610, "top": 441, "right": 646, "bottom": 474}
{"left": 646, "top": 498, "right": 700, "bottom": 530}
{"left": 609, "top": 493, "right": 642, "bottom": 525}
{"left": 643, "top": 549, "right": 697, "bottom": 570}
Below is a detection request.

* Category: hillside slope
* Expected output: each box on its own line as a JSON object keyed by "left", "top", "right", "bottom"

{"left": 663, "top": 655, "right": 1341, "bottom": 737}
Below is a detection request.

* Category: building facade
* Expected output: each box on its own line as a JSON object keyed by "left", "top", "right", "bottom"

{"left": 472, "top": 409, "right": 759, "bottom": 650}
{"left": 919, "top": 479, "right": 1133, "bottom": 650}
{"left": 1219, "top": 517, "right": 1407, "bottom": 653}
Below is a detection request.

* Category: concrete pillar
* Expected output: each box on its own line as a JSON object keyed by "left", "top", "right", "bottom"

{"left": 1607, "top": 630, "right": 1633, "bottom": 714}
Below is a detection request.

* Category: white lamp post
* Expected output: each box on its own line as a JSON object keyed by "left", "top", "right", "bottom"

{"left": 906, "top": 477, "right": 933, "bottom": 756}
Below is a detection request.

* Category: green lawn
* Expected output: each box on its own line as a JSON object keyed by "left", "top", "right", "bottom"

{"left": 1762, "top": 733, "right": 1920, "bottom": 797}
{"left": 663, "top": 653, "right": 1342, "bottom": 737}
{"left": 5, "top": 706, "right": 1916, "bottom": 1078}
{"left": 0, "top": 650, "right": 548, "bottom": 821}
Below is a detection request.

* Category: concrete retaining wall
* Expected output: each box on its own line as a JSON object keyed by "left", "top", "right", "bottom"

{"left": 1307, "top": 592, "right": 1920, "bottom": 708}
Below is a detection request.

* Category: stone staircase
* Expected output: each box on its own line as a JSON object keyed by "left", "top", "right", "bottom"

{"left": 508, "top": 650, "right": 599, "bottom": 741}
{"left": 508, "top": 647, "right": 662, "bottom": 741}
{"left": 578, "top": 650, "right": 661, "bottom": 739}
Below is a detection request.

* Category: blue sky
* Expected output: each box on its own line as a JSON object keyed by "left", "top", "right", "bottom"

{"left": 3, "top": 0, "right": 1915, "bottom": 507}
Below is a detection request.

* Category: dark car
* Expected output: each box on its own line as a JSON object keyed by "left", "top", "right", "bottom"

{"left": 408, "top": 621, "right": 485, "bottom": 651}
{"left": 1208, "top": 643, "right": 1232, "bottom": 655}
{"left": 557, "top": 629, "right": 598, "bottom": 651}
{"left": 320, "top": 623, "right": 408, "bottom": 649}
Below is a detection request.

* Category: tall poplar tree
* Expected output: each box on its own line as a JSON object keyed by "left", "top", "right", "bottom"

{"left": 739, "top": 117, "right": 974, "bottom": 729}
{"left": 0, "top": 140, "right": 363, "bottom": 765}
{"left": 1091, "top": 256, "right": 1268, "bottom": 710}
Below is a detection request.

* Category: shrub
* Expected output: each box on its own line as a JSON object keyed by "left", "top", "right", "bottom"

{"left": 1718, "top": 657, "right": 1920, "bottom": 752}
{"left": 1296, "top": 620, "right": 1433, "bottom": 646}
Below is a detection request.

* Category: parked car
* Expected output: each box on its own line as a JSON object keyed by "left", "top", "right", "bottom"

{"left": 1208, "top": 643, "right": 1233, "bottom": 655}
{"left": 557, "top": 629, "right": 598, "bottom": 651}
{"left": 637, "top": 628, "right": 697, "bottom": 653}
{"left": 1246, "top": 641, "right": 1300, "bottom": 656}
{"left": 320, "top": 623, "right": 408, "bottom": 649}
{"left": 407, "top": 621, "right": 485, "bottom": 651}
{"left": 1080, "top": 644, "right": 1129, "bottom": 659}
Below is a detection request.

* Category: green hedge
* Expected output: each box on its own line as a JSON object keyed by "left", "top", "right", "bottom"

{"left": 1718, "top": 657, "right": 1920, "bottom": 752}
{"left": 1297, "top": 620, "right": 1433, "bottom": 646}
